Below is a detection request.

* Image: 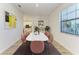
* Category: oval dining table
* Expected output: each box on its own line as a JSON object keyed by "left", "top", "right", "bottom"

{"left": 26, "top": 32, "right": 49, "bottom": 54}
{"left": 26, "top": 32, "right": 48, "bottom": 41}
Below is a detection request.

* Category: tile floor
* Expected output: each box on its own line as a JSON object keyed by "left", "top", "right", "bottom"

{"left": 1, "top": 40, "right": 73, "bottom": 55}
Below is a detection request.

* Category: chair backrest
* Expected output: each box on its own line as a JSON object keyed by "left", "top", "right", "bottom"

{"left": 21, "top": 33, "right": 26, "bottom": 42}
{"left": 44, "top": 31, "right": 50, "bottom": 38}
{"left": 30, "top": 41, "right": 44, "bottom": 54}
{"left": 45, "top": 32, "right": 53, "bottom": 43}
{"left": 21, "top": 32, "right": 30, "bottom": 43}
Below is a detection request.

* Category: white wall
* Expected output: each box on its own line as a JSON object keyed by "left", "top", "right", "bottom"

{"left": 0, "top": 3, "right": 23, "bottom": 53}
{"left": 23, "top": 15, "right": 49, "bottom": 26}
{"left": 32, "top": 16, "right": 49, "bottom": 27}
{"left": 23, "top": 15, "right": 33, "bottom": 27}
{"left": 49, "top": 3, "right": 79, "bottom": 54}
{"left": 23, "top": 15, "right": 49, "bottom": 32}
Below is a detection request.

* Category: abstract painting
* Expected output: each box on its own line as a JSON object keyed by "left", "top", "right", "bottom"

{"left": 5, "top": 11, "right": 16, "bottom": 29}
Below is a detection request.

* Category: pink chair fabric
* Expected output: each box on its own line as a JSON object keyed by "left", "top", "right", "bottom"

{"left": 44, "top": 32, "right": 50, "bottom": 38}
{"left": 30, "top": 41, "right": 44, "bottom": 54}
{"left": 44, "top": 32, "right": 53, "bottom": 43}
{"left": 21, "top": 33, "right": 29, "bottom": 43}
{"left": 21, "top": 33, "right": 26, "bottom": 43}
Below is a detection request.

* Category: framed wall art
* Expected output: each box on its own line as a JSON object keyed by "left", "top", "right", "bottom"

{"left": 5, "top": 11, "right": 16, "bottom": 29}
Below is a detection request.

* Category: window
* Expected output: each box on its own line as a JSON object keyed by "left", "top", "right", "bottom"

{"left": 60, "top": 4, "right": 79, "bottom": 35}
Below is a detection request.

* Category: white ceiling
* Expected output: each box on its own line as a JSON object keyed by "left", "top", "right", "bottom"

{"left": 14, "top": 3, "right": 59, "bottom": 16}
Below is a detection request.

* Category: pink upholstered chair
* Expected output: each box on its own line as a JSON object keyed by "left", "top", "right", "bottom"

{"left": 21, "top": 33, "right": 26, "bottom": 43}
{"left": 30, "top": 41, "right": 45, "bottom": 54}
{"left": 44, "top": 32, "right": 50, "bottom": 38}
{"left": 21, "top": 33, "right": 29, "bottom": 43}
{"left": 44, "top": 32, "right": 53, "bottom": 43}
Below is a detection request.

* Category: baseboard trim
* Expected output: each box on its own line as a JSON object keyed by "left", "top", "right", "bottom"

{"left": 1, "top": 40, "right": 22, "bottom": 55}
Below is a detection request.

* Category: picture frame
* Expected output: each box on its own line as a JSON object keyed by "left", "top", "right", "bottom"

{"left": 5, "top": 11, "right": 16, "bottom": 29}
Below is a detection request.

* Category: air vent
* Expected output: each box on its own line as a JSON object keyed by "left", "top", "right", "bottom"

{"left": 18, "top": 4, "right": 22, "bottom": 8}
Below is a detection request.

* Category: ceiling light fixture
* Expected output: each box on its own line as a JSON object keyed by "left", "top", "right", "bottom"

{"left": 36, "top": 4, "right": 39, "bottom": 7}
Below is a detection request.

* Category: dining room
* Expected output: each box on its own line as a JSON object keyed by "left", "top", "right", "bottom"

{"left": 1, "top": 3, "right": 78, "bottom": 55}
{"left": 1, "top": 0, "right": 79, "bottom": 59}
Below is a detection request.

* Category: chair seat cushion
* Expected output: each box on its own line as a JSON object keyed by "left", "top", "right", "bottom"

{"left": 30, "top": 41, "right": 44, "bottom": 54}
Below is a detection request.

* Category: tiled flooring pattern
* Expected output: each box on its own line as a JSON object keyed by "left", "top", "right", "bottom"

{"left": 1, "top": 40, "right": 73, "bottom": 55}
